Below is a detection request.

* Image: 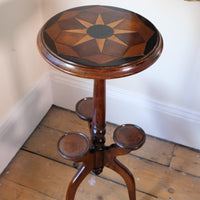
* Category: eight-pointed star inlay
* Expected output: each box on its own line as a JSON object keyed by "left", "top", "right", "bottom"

{"left": 43, "top": 6, "right": 157, "bottom": 66}
{"left": 65, "top": 14, "right": 135, "bottom": 52}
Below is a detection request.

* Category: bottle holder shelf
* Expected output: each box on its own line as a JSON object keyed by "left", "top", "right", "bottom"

{"left": 76, "top": 97, "right": 93, "bottom": 121}
{"left": 57, "top": 133, "right": 90, "bottom": 162}
{"left": 113, "top": 124, "right": 146, "bottom": 150}
{"left": 57, "top": 98, "right": 147, "bottom": 200}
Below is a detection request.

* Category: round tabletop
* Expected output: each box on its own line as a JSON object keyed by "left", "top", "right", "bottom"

{"left": 37, "top": 5, "right": 163, "bottom": 79}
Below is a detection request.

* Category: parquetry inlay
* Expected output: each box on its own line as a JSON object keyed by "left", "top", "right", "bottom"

{"left": 42, "top": 6, "right": 157, "bottom": 66}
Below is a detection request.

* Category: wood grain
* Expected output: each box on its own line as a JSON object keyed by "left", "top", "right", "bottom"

{"left": 132, "top": 136, "right": 175, "bottom": 166}
{"left": 0, "top": 178, "right": 55, "bottom": 200}
{"left": 170, "top": 145, "right": 200, "bottom": 177}
{"left": 23, "top": 125, "right": 73, "bottom": 166}
{"left": 102, "top": 155, "right": 200, "bottom": 200}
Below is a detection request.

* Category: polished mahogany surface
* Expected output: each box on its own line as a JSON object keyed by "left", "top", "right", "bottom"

{"left": 57, "top": 133, "right": 89, "bottom": 161}
{"left": 37, "top": 5, "right": 163, "bottom": 79}
{"left": 113, "top": 124, "right": 146, "bottom": 150}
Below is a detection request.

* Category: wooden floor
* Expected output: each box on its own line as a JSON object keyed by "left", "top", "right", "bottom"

{"left": 0, "top": 106, "right": 200, "bottom": 200}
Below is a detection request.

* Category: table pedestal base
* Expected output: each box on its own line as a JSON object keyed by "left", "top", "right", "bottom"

{"left": 57, "top": 80, "right": 146, "bottom": 200}
{"left": 59, "top": 143, "right": 137, "bottom": 200}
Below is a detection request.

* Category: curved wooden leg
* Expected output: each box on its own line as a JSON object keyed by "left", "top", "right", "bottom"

{"left": 66, "top": 162, "right": 93, "bottom": 200}
{"left": 105, "top": 158, "right": 136, "bottom": 200}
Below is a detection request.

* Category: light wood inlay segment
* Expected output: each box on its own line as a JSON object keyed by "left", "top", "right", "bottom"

{"left": 107, "top": 19, "right": 124, "bottom": 28}
{"left": 95, "top": 14, "right": 105, "bottom": 25}
{"left": 96, "top": 39, "right": 106, "bottom": 52}
{"left": 108, "top": 35, "right": 128, "bottom": 46}
{"left": 76, "top": 17, "right": 93, "bottom": 28}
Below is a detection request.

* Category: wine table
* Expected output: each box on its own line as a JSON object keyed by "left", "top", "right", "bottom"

{"left": 37, "top": 5, "right": 163, "bottom": 200}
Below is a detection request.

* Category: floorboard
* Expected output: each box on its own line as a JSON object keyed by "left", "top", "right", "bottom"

{"left": 0, "top": 106, "right": 199, "bottom": 200}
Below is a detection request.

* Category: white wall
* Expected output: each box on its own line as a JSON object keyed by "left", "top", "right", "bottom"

{"left": 106, "top": 0, "right": 200, "bottom": 113}
{"left": 0, "top": 0, "right": 49, "bottom": 123}
{"left": 0, "top": 0, "right": 53, "bottom": 174}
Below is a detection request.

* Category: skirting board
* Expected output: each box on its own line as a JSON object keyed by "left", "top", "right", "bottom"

{"left": 0, "top": 72, "right": 52, "bottom": 174}
{"left": 51, "top": 69, "right": 200, "bottom": 150}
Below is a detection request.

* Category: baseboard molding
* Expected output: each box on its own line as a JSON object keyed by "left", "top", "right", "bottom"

{"left": 50, "top": 70, "right": 200, "bottom": 150}
{"left": 0, "top": 72, "right": 53, "bottom": 174}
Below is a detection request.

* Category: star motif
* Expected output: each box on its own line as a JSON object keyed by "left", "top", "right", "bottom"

{"left": 64, "top": 14, "right": 135, "bottom": 53}
{"left": 43, "top": 6, "right": 156, "bottom": 66}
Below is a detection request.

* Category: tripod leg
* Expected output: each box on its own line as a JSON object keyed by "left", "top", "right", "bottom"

{"left": 66, "top": 162, "right": 93, "bottom": 200}
{"left": 105, "top": 158, "right": 136, "bottom": 200}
